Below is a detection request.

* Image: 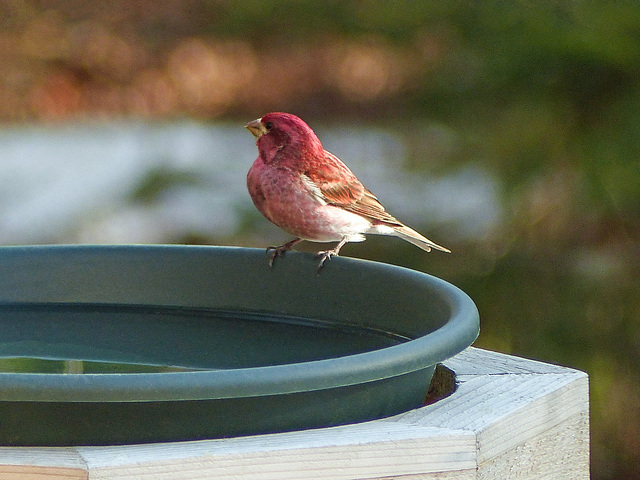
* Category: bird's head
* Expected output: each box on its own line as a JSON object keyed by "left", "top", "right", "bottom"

{"left": 245, "top": 112, "right": 323, "bottom": 164}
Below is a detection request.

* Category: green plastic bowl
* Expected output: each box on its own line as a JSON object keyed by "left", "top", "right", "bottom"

{"left": 0, "top": 245, "right": 478, "bottom": 445}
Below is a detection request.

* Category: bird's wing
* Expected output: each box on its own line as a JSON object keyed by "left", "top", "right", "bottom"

{"left": 305, "top": 150, "right": 403, "bottom": 226}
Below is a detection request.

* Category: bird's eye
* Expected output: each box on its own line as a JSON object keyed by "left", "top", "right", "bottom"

{"left": 264, "top": 121, "right": 273, "bottom": 131}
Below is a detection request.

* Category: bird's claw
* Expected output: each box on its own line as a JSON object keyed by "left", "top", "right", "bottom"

{"left": 266, "top": 245, "right": 286, "bottom": 267}
{"left": 266, "top": 238, "right": 303, "bottom": 268}
{"left": 315, "top": 237, "right": 349, "bottom": 273}
{"left": 314, "top": 249, "right": 338, "bottom": 274}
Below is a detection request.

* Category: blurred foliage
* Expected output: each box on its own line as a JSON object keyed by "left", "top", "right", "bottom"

{"left": 129, "top": 166, "right": 203, "bottom": 204}
{"left": 1, "top": 1, "right": 640, "bottom": 478}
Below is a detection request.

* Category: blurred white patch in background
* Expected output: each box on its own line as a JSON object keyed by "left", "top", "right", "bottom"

{"left": 0, "top": 121, "right": 502, "bottom": 245}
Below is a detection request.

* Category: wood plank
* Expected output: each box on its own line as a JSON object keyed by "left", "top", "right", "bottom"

{"left": 0, "top": 447, "right": 86, "bottom": 470}
{"left": 393, "top": 372, "right": 586, "bottom": 433}
{"left": 394, "top": 350, "right": 589, "bottom": 470}
{"left": 80, "top": 423, "right": 476, "bottom": 480}
{"left": 477, "top": 411, "right": 590, "bottom": 480}
{"left": 446, "top": 347, "right": 583, "bottom": 376}
{"left": 0, "top": 464, "right": 87, "bottom": 479}
{"left": 476, "top": 375, "right": 588, "bottom": 463}
{"left": 77, "top": 422, "right": 471, "bottom": 463}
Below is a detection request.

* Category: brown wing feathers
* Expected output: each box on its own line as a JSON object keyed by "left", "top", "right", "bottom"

{"left": 305, "top": 151, "right": 402, "bottom": 226}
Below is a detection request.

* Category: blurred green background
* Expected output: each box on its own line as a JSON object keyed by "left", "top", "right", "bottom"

{"left": 1, "top": 1, "right": 639, "bottom": 477}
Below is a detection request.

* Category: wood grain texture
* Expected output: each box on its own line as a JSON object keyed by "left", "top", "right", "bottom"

{"left": 78, "top": 422, "right": 476, "bottom": 480}
{"left": 0, "top": 348, "right": 590, "bottom": 479}
{"left": 477, "top": 411, "right": 589, "bottom": 480}
{"left": 0, "top": 465, "right": 86, "bottom": 479}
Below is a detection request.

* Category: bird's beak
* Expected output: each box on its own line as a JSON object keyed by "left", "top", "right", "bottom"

{"left": 245, "top": 118, "right": 267, "bottom": 138}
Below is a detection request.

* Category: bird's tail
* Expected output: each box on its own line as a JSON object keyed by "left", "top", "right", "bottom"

{"left": 393, "top": 225, "right": 451, "bottom": 253}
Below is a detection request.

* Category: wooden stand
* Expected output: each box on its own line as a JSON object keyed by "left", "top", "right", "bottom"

{"left": 0, "top": 348, "right": 590, "bottom": 479}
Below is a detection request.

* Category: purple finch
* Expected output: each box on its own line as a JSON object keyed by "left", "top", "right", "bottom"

{"left": 246, "top": 112, "right": 450, "bottom": 271}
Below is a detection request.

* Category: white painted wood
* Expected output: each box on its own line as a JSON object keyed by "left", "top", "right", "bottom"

{"left": 0, "top": 348, "right": 590, "bottom": 479}
{"left": 445, "top": 346, "right": 579, "bottom": 375}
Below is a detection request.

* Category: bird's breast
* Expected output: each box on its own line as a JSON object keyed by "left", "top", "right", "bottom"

{"left": 246, "top": 162, "right": 370, "bottom": 242}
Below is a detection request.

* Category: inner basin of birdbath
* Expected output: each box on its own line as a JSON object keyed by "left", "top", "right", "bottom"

{"left": 0, "top": 303, "right": 409, "bottom": 373}
{"left": 0, "top": 245, "right": 479, "bottom": 446}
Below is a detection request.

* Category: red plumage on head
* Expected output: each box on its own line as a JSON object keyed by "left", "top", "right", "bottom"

{"left": 255, "top": 113, "right": 323, "bottom": 165}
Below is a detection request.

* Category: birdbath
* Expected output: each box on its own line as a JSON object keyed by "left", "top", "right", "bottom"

{"left": 0, "top": 245, "right": 479, "bottom": 446}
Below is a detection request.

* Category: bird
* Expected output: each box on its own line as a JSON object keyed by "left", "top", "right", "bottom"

{"left": 245, "top": 112, "right": 450, "bottom": 271}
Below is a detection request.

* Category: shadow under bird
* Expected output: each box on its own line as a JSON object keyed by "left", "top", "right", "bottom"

{"left": 246, "top": 112, "right": 450, "bottom": 272}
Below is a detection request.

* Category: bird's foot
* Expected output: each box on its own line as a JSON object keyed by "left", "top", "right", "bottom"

{"left": 314, "top": 237, "right": 349, "bottom": 274}
{"left": 314, "top": 249, "right": 339, "bottom": 273}
{"left": 266, "top": 238, "right": 302, "bottom": 267}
